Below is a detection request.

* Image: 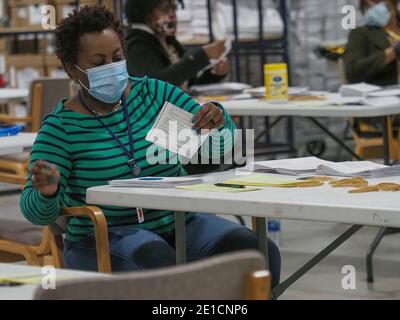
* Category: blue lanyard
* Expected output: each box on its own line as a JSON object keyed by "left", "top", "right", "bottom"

{"left": 78, "top": 91, "right": 142, "bottom": 176}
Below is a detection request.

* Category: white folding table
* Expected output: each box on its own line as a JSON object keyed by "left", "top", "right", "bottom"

{"left": 86, "top": 171, "right": 400, "bottom": 299}
{"left": 0, "top": 89, "right": 29, "bottom": 104}
{"left": 0, "top": 133, "right": 37, "bottom": 156}
{"left": 222, "top": 94, "right": 400, "bottom": 165}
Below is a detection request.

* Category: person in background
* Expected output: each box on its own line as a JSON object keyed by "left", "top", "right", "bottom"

{"left": 344, "top": 0, "right": 400, "bottom": 137}
{"left": 124, "top": 0, "right": 229, "bottom": 91}
{"left": 345, "top": 0, "right": 400, "bottom": 85}
{"left": 19, "top": 6, "right": 281, "bottom": 288}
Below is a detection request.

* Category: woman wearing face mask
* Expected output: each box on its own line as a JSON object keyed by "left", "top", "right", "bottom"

{"left": 19, "top": 6, "right": 281, "bottom": 287}
{"left": 344, "top": 0, "right": 400, "bottom": 139}
{"left": 124, "top": 0, "right": 229, "bottom": 90}
{"left": 345, "top": 0, "right": 400, "bottom": 85}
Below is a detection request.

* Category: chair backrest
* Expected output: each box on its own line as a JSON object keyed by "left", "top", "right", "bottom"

{"left": 34, "top": 250, "right": 270, "bottom": 300}
{"left": 27, "top": 77, "right": 73, "bottom": 132}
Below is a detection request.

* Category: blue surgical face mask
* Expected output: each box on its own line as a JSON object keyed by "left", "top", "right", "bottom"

{"left": 365, "top": 2, "right": 392, "bottom": 27}
{"left": 76, "top": 60, "right": 129, "bottom": 104}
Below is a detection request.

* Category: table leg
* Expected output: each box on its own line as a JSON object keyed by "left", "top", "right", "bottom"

{"left": 271, "top": 224, "right": 362, "bottom": 299}
{"left": 382, "top": 116, "right": 390, "bottom": 165}
{"left": 255, "top": 217, "right": 269, "bottom": 270}
{"left": 307, "top": 117, "right": 363, "bottom": 160}
{"left": 175, "top": 211, "right": 187, "bottom": 265}
{"left": 287, "top": 116, "right": 297, "bottom": 157}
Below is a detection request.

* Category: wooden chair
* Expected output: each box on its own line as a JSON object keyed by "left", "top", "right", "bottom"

{"left": 49, "top": 206, "right": 111, "bottom": 273}
{"left": 0, "top": 172, "right": 54, "bottom": 265}
{"left": 34, "top": 250, "right": 270, "bottom": 300}
{"left": 0, "top": 78, "right": 73, "bottom": 176}
{"left": 349, "top": 117, "right": 400, "bottom": 161}
{"left": 338, "top": 58, "right": 400, "bottom": 160}
{"left": 0, "top": 172, "right": 111, "bottom": 273}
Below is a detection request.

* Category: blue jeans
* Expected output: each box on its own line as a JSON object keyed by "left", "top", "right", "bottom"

{"left": 64, "top": 213, "right": 281, "bottom": 287}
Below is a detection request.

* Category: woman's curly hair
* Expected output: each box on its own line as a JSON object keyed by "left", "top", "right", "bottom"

{"left": 55, "top": 5, "right": 124, "bottom": 70}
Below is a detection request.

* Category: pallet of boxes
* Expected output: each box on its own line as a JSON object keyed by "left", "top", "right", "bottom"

{"left": 53, "top": 0, "right": 115, "bottom": 22}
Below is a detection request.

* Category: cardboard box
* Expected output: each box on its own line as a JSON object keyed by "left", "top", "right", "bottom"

{"left": 53, "top": 0, "right": 114, "bottom": 22}
{"left": 9, "top": 36, "right": 48, "bottom": 54}
{"left": 6, "top": 53, "right": 45, "bottom": 88}
{"left": 9, "top": 0, "right": 51, "bottom": 27}
{"left": 44, "top": 53, "right": 65, "bottom": 77}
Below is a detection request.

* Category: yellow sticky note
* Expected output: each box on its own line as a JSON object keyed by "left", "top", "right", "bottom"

{"left": 0, "top": 274, "right": 72, "bottom": 285}
{"left": 177, "top": 184, "right": 260, "bottom": 193}
{"left": 223, "top": 174, "right": 299, "bottom": 187}
{"left": 0, "top": 274, "right": 44, "bottom": 285}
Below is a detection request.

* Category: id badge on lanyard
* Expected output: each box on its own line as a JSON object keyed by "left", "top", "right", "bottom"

{"left": 136, "top": 208, "right": 144, "bottom": 224}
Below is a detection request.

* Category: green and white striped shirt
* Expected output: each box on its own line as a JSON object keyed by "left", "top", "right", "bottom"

{"left": 20, "top": 77, "right": 236, "bottom": 242}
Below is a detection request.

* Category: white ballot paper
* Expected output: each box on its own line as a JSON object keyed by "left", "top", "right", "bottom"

{"left": 202, "top": 37, "right": 233, "bottom": 72}
{"left": 145, "top": 102, "right": 210, "bottom": 159}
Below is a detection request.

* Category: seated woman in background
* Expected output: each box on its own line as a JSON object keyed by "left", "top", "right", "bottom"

{"left": 124, "top": 0, "right": 229, "bottom": 91}
{"left": 19, "top": 6, "right": 281, "bottom": 287}
{"left": 345, "top": 0, "right": 400, "bottom": 137}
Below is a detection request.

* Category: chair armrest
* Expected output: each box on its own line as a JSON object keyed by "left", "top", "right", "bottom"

{"left": 0, "top": 172, "right": 26, "bottom": 186}
{"left": 244, "top": 270, "right": 271, "bottom": 300}
{"left": 0, "top": 114, "right": 32, "bottom": 124}
{"left": 60, "top": 206, "right": 111, "bottom": 273}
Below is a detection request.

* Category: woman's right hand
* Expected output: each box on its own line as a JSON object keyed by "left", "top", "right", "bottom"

{"left": 30, "top": 160, "right": 60, "bottom": 197}
{"left": 203, "top": 40, "right": 226, "bottom": 60}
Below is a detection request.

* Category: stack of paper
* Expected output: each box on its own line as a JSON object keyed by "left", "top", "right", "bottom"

{"left": 339, "top": 83, "right": 381, "bottom": 97}
{"left": 239, "top": 157, "right": 332, "bottom": 175}
{"left": 223, "top": 174, "right": 300, "bottom": 187}
{"left": 289, "top": 87, "right": 311, "bottom": 96}
{"left": 109, "top": 177, "right": 204, "bottom": 188}
{"left": 315, "top": 162, "right": 400, "bottom": 178}
{"left": 362, "top": 96, "right": 400, "bottom": 107}
{"left": 189, "top": 82, "right": 251, "bottom": 96}
{"left": 366, "top": 87, "right": 400, "bottom": 98}
{"left": 240, "top": 157, "right": 400, "bottom": 178}
{"left": 177, "top": 184, "right": 260, "bottom": 193}
{"left": 245, "top": 86, "right": 310, "bottom": 98}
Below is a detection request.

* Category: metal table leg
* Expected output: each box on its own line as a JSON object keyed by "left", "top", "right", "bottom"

{"left": 287, "top": 116, "right": 296, "bottom": 157}
{"left": 366, "top": 227, "right": 387, "bottom": 283}
{"left": 175, "top": 211, "right": 187, "bottom": 265}
{"left": 271, "top": 225, "right": 363, "bottom": 299}
{"left": 307, "top": 117, "right": 363, "bottom": 160}
{"left": 382, "top": 116, "right": 390, "bottom": 165}
{"left": 255, "top": 217, "right": 269, "bottom": 269}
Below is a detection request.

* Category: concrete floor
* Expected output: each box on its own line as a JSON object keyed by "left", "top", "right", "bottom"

{"left": 2, "top": 191, "right": 400, "bottom": 300}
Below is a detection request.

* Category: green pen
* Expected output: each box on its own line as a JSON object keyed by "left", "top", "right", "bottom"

{"left": 214, "top": 183, "right": 245, "bottom": 189}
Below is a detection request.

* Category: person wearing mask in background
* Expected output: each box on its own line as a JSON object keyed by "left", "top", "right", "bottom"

{"left": 345, "top": 0, "right": 400, "bottom": 85}
{"left": 124, "top": 0, "right": 229, "bottom": 91}
{"left": 344, "top": 0, "right": 400, "bottom": 138}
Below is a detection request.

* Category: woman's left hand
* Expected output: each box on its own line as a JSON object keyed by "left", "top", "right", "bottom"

{"left": 192, "top": 103, "right": 224, "bottom": 133}
{"left": 211, "top": 58, "right": 229, "bottom": 76}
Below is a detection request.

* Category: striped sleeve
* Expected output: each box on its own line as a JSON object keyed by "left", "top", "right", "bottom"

{"left": 149, "top": 78, "right": 237, "bottom": 159}
{"left": 20, "top": 114, "right": 72, "bottom": 226}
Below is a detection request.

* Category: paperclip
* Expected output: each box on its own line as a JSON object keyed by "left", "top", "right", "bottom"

{"left": 310, "top": 176, "right": 336, "bottom": 182}
{"left": 297, "top": 180, "right": 324, "bottom": 187}
{"left": 330, "top": 177, "right": 368, "bottom": 188}
{"left": 378, "top": 183, "right": 400, "bottom": 191}
{"left": 349, "top": 185, "right": 379, "bottom": 194}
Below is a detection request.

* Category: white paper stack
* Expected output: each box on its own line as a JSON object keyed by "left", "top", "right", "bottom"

{"left": 240, "top": 157, "right": 400, "bottom": 178}
{"left": 189, "top": 82, "right": 251, "bottom": 96}
{"left": 315, "top": 162, "right": 400, "bottom": 178}
{"left": 239, "top": 157, "right": 332, "bottom": 175}
{"left": 109, "top": 177, "right": 204, "bottom": 188}
{"left": 339, "top": 83, "right": 382, "bottom": 97}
